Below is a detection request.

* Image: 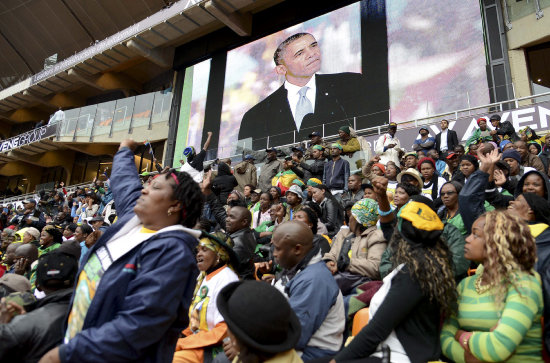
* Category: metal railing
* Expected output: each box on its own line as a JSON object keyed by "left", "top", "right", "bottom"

{"left": 504, "top": 0, "right": 548, "bottom": 23}
{"left": 53, "top": 90, "right": 173, "bottom": 142}
{"left": 202, "top": 90, "right": 550, "bottom": 162}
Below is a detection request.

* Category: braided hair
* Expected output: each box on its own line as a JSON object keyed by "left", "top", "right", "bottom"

{"left": 167, "top": 170, "right": 204, "bottom": 228}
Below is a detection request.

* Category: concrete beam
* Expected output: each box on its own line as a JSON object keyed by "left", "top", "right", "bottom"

{"left": 126, "top": 40, "right": 174, "bottom": 68}
{"left": 95, "top": 72, "right": 143, "bottom": 93}
{"left": 63, "top": 143, "right": 119, "bottom": 156}
{"left": 22, "top": 90, "right": 56, "bottom": 108}
{"left": 203, "top": 0, "right": 252, "bottom": 36}
{"left": 4, "top": 108, "right": 49, "bottom": 123}
{"left": 48, "top": 92, "right": 86, "bottom": 109}
{"left": 68, "top": 68, "right": 143, "bottom": 93}
{"left": 67, "top": 69, "right": 106, "bottom": 91}
{"left": 6, "top": 149, "right": 75, "bottom": 169}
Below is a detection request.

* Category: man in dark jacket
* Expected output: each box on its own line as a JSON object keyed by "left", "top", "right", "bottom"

{"left": 435, "top": 119, "right": 459, "bottom": 159}
{"left": 323, "top": 144, "right": 350, "bottom": 196}
{"left": 202, "top": 174, "right": 257, "bottom": 279}
{"left": 300, "top": 145, "right": 325, "bottom": 183}
{"left": 0, "top": 251, "right": 77, "bottom": 361}
{"left": 225, "top": 206, "right": 256, "bottom": 279}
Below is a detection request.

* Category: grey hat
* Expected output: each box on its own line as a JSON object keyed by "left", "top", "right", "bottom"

{"left": 0, "top": 274, "right": 31, "bottom": 293}
{"left": 24, "top": 227, "right": 40, "bottom": 240}
{"left": 285, "top": 185, "right": 304, "bottom": 200}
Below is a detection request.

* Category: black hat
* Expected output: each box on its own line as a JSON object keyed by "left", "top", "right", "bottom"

{"left": 90, "top": 216, "right": 105, "bottom": 223}
{"left": 36, "top": 251, "right": 78, "bottom": 288}
{"left": 291, "top": 146, "right": 305, "bottom": 153}
{"left": 489, "top": 114, "right": 501, "bottom": 121}
{"left": 216, "top": 280, "right": 301, "bottom": 354}
{"left": 308, "top": 131, "right": 321, "bottom": 138}
{"left": 265, "top": 147, "right": 278, "bottom": 153}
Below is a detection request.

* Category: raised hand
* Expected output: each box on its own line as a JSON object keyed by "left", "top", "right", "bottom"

{"left": 119, "top": 139, "right": 138, "bottom": 152}
{"left": 372, "top": 176, "right": 389, "bottom": 197}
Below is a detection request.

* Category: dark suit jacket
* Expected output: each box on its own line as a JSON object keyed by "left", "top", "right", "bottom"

{"left": 238, "top": 73, "right": 371, "bottom": 150}
{"left": 435, "top": 129, "right": 458, "bottom": 153}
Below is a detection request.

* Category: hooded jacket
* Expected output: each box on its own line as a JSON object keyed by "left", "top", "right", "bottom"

{"left": 486, "top": 169, "right": 550, "bottom": 209}
{"left": 58, "top": 147, "right": 199, "bottom": 363}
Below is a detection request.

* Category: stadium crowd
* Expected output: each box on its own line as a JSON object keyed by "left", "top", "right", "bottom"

{"left": 0, "top": 113, "right": 550, "bottom": 363}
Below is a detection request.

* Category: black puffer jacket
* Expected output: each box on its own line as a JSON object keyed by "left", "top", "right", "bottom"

{"left": 0, "top": 288, "right": 73, "bottom": 362}
{"left": 212, "top": 163, "right": 238, "bottom": 205}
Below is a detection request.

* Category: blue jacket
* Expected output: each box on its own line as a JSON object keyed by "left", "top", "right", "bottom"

{"left": 286, "top": 260, "right": 343, "bottom": 359}
{"left": 323, "top": 158, "right": 350, "bottom": 191}
{"left": 58, "top": 147, "right": 199, "bottom": 363}
{"left": 458, "top": 169, "right": 489, "bottom": 236}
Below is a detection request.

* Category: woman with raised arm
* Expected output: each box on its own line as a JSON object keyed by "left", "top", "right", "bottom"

{"left": 40, "top": 139, "right": 204, "bottom": 363}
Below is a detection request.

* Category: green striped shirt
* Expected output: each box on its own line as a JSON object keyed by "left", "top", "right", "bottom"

{"left": 441, "top": 266, "right": 543, "bottom": 362}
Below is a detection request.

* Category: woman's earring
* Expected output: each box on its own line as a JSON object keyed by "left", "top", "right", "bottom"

{"left": 167, "top": 209, "right": 172, "bottom": 216}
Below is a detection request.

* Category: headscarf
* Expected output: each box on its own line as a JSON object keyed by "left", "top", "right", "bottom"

{"left": 199, "top": 235, "right": 231, "bottom": 265}
{"left": 351, "top": 198, "right": 379, "bottom": 227}
{"left": 528, "top": 141, "right": 542, "bottom": 155}
{"left": 417, "top": 157, "right": 436, "bottom": 171}
{"left": 373, "top": 163, "right": 386, "bottom": 174}
{"left": 291, "top": 179, "right": 305, "bottom": 188}
{"left": 307, "top": 178, "right": 322, "bottom": 187}
{"left": 189, "top": 231, "right": 236, "bottom": 331}
{"left": 499, "top": 140, "right": 511, "bottom": 150}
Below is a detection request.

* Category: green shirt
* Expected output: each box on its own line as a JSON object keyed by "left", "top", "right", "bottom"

{"left": 38, "top": 242, "right": 61, "bottom": 257}
{"left": 255, "top": 221, "right": 276, "bottom": 233}
{"left": 443, "top": 201, "right": 494, "bottom": 237}
{"left": 441, "top": 266, "right": 543, "bottom": 362}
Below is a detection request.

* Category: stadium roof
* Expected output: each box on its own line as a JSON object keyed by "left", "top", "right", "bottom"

{"left": 0, "top": 0, "right": 171, "bottom": 90}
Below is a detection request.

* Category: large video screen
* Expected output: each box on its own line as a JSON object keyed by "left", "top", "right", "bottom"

{"left": 177, "top": 0, "right": 489, "bottom": 158}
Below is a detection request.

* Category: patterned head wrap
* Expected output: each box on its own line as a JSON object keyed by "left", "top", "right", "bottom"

{"left": 198, "top": 231, "right": 234, "bottom": 266}
{"left": 351, "top": 198, "right": 380, "bottom": 227}
{"left": 292, "top": 178, "right": 305, "bottom": 187}
{"left": 307, "top": 178, "right": 322, "bottom": 187}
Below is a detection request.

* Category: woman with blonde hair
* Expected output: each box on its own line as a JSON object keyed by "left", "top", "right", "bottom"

{"left": 441, "top": 210, "right": 543, "bottom": 362}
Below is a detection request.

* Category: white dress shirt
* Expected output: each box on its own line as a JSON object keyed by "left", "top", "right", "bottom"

{"left": 285, "top": 74, "right": 317, "bottom": 131}
{"left": 440, "top": 129, "right": 448, "bottom": 152}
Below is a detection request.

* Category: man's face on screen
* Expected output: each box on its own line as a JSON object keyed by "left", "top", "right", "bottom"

{"left": 278, "top": 34, "right": 321, "bottom": 83}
